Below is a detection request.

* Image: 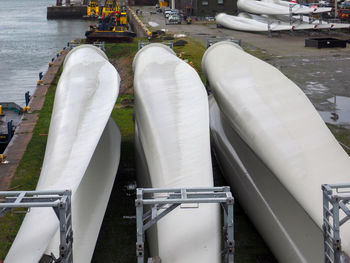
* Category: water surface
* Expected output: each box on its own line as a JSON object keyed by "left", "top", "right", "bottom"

{"left": 0, "top": 0, "right": 90, "bottom": 105}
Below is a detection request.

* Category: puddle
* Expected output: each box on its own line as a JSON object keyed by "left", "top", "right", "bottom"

{"left": 304, "top": 81, "right": 329, "bottom": 96}
{"left": 271, "top": 56, "right": 350, "bottom": 105}
{"left": 318, "top": 96, "right": 350, "bottom": 126}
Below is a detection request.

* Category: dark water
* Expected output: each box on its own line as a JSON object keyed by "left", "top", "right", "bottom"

{"left": 0, "top": 0, "right": 91, "bottom": 106}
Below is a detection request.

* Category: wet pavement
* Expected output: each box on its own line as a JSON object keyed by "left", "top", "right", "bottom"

{"left": 318, "top": 96, "right": 350, "bottom": 126}
{"left": 135, "top": 6, "right": 350, "bottom": 127}
{"left": 269, "top": 55, "right": 350, "bottom": 126}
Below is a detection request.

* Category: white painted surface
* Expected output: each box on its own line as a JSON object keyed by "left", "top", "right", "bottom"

{"left": 5, "top": 45, "right": 120, "bottom": 263}
{"left": 133, "top": 43, "right": 221, "bottom": 263}
{"left": 203, "top": 41, "right": 350, "bottom": 262}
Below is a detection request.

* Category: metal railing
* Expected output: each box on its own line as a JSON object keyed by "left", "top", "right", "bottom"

{"left": 70, "top": 41, "right": 105, "bottom": 51}
{"left": 322, "top": 184, "right": 350, "bottom": 263}
{"left": 206, "top": 37, "right": 241, "bottom": 48}
{"left": 138, "top": 40, "right": 174, "bottom": 50}
{"left": 135, "top": 186, "right": 234, "bottom": 263}
{"left": 0, "top": 190, "right": 73, "bottom": 263}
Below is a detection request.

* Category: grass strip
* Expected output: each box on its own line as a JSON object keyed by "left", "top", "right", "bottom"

{"left": 0, "top": 67, "right": 61, "bottom": 259}
{"left": 2, "top": 37, "right": 349, "bottom": 263}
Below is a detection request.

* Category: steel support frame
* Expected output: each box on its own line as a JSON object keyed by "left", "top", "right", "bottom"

{"left": 135, "top": 186, "right": 234, "bottom": 263}
{"left": 138, "top": 40, "right": 174, "bottom": 50}
{"left": 70, "top": 41, "right": 105, "bottom": 51}
{"left": 322, "top": 184, "right": 350, "bottom": 263}
{"left": 0, "top": 190, "right": 73, "bottom": 263}
{"left": 206, "top": 37, "right": 241, "bottom": 48}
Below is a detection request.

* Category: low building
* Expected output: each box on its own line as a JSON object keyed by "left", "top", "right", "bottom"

{"left": 176, "top": 0, "right": 237, "bottom": 17}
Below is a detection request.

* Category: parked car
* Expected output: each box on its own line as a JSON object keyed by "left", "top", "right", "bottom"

{"left": 164, "top": 8, "right": 172, "bottom": 17}
{"left": 165, "top": 9, "right": 179, "bottom": 18}
{"left": 166, "top": 14, "right": 181, "bottom": 24}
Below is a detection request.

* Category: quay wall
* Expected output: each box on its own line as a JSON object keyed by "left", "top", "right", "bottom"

{"left": 127, "top": 7, "right": 151, "bottom": 38}
{"left": 0, "top": 47, "right": 69, "bottom": 191}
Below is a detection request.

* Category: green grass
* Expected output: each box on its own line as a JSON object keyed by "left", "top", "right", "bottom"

{"left": 92, "top": 38, "right": 209, "bottom": 261}
{"left": 327, "top": 124, "right": 350, "bottom": 155}
{"left": 0, "top": 67, "right": 61, "bottom": 259}
{"left": 92, "top": 40, "right": 139, "bottom": 262}
{"left": 0, "top": 37, "right": 275, "bottom": 262}
{"left": 173, "top": 38, "right": 207, "bottom": 83}
{"left": 244, "top": 45, "right": 273, "bottom": 62}
{"left": 92, "top": 95, "right": 136, "bottom": 262}
{"left": 105, "top": 41, "right": 139, "bottom": 59}
{"left": 3, "top": 37, "right": 350, "bottom": 262}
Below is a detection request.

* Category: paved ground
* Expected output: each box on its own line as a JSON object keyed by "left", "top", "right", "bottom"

{"left": 135, "top": 6, "right": 350, "bottom": 127}
{"left": 136, "top": 6, "right": 350, "bottom": 56}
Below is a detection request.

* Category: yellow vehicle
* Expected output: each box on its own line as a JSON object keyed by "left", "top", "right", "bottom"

{"left": 160, "top": 1, "right": 168, "bottom": 7}
{"left": 87, "top": 0, "right": 99, "bottom": 17}
{"left": 85, "top": 10, "right": 136, "bottom": 42}
{"left": 102, "top": 0, "right": 119, "bottom": 17}
{"left": 120, "top": 11, "right": 127, "bottom": 25}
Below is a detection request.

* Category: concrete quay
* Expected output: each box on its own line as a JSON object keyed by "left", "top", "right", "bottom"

{"left": 0, "top": 49, "right": 69, "bottom": 191}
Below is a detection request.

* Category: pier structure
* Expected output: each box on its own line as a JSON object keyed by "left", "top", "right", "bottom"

{"left": 55, "top": 0, "right": 88, "bottom": 6}
{"left": 47, "top": 0, "right": 88, "bottom": 19}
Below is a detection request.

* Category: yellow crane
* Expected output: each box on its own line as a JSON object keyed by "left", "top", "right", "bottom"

{"left": 87, "top": 0, "right": 100, "bottom": 18}
{"left": 85, "top": 0, "right": 136, "bottom": 42}
{"left": 102, "top": 0, "right": 119, "bottom": 16}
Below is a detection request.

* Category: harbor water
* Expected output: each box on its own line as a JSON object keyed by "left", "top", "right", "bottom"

{"left": 0, "top": 0, "right": 91, "bottom": 106}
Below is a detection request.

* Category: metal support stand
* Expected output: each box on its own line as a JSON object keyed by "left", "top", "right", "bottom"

{"left": 267, "top": 22, "right": 272, "bottom": 38}
{"left": 0, "top": 190, "right": 73, "bottom": 263}
{"left": 322, "top": 184, "right": 350, "bottom": 263}
{"left": 135, "top": 187, "right": 234, "bottom": 263}
{"left": 70, "top": 41, "right": 105, "bottom": 51}
{"left": 138, "top": 40, "right": 174, "bottom": 50}
{"left": 289, "top": 4, "right": 293, "bottom": 25}
{"left": 206, "top": 37, "right": 241, "bottom": 48}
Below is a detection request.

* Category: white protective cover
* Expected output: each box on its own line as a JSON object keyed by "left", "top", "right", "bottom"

{"left": 5, "top": 45, "right": 121, "bottom": 263}
{"left": 238, "top": 0, "right": 330, "bottom": 15}
{"left": 133, "top": 43, "right": 221, "bottom": 263}
{"left": 216, "top": 13, "right": 293, "bottom": 32}
{"left": 203, "top": 42, "right": 350, "bottom": 262}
